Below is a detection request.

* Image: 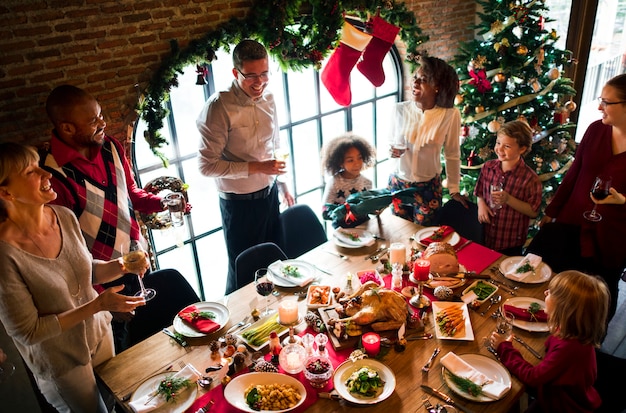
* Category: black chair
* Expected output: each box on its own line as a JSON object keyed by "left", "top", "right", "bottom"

{"left": 231, "top": 242, "right": 288, "bottom": 294}
{"left": 436, "top": 199, "right": 483, "bottom": 243}
{"left": 595, "top": 349, "right": 626, "bottom": 412}
{"left": 277, "top": 204, "right": 328, "bottom": 259}
{"left": 126, "top": 269, "right": 200, "bottom": 347}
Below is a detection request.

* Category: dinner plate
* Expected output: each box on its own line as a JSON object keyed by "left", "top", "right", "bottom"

{"left": 129, "top": 371, "right": 198, "bottom": 413}
{"left": 224, "top": 372, "right": 307, "bottom": 412}
{"left": 499, "top": 256, "right": 552, "bottom": 284}
{"left": 267, "top": 260, "right": 317, "bottom": 287}
{"left": 418, "top": 264, "right": 467, "bottom": 289}
{"left": 502, "top": 297, "right": 549, "bottom": 332}
{"left": 332, "top": 228, "right": 376, "bottom": 248}
{"left": 442, "top": 353, "right": 512, "bottom": 402}
{"left": 172, "top": 302, "right": 229, "bottom": 338}
{"left": 235, "top": 313, "right": 291, "bottom": 351}
{"left": 333, "top": 358, "right": 396, "bottom": 405}
{"left": 414, "top": 227, "right": 461, "bottom": 247}
{"left": 431, "top": 301, "right": 474, "bottom": 341}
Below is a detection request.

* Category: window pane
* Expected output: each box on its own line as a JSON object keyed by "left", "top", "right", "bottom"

{"left": 321, "top": 112, "right": 346, "bottom": 139}
{"left": 196, "top": 234, "right": 229, "bottom": 301}
{"left": 292, "top": 122, "right": 322, "bottom": 194}
{"left": 181, "top": 158, "right": 223, "bottom": 232}
{"left": 377, "top": 54, "right": 400, "bottom": 94}
{"left": 286, "top": 70, "right": 317, "bottom": 122}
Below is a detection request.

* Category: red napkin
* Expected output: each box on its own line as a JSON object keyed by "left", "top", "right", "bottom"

{"left": 422, "top": 225, "right": 455, "bottom": 245}
{"left": 178, "top": 305, "right": 221, "bottom": 334}
{"left": 456, "top": 241, "right": 502, "bottom": 274}
{"left": 503, "top": 304, "right": 548, "bottom": 323}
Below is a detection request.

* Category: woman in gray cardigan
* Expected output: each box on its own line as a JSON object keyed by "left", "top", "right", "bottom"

{"left": 0, "top": 142, "right": 146, "bottom": 412}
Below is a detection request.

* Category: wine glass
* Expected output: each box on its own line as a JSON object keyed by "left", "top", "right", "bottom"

{"left": 390, "top": 135, "right": 407, "bottom": 174}
{"left": 122, "top": 240, "right": 156, "bottom": 301}
{"left": 254, "top": 268, "right": 274, "bottom": 316}
{"left": 583, "top": 175, "right": 612, "bottom": 222}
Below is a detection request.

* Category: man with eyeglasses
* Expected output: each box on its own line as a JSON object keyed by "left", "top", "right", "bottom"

{"left": 197, "top": 39, "right": 295, "bottom": 295}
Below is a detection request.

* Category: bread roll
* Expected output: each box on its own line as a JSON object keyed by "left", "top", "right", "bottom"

{"left": 423, "top": 242, "right": 459, "bottom": 275}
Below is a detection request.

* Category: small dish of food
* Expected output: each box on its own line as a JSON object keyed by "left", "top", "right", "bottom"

{"left": 462, "top": 280, "right": 498, "bottom": 305}
{"left": 306, "top": 285, "right": 332, "bottom": 308}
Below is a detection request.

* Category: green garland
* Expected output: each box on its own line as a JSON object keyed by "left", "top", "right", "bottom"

{"left": 138, "top": 0, "right": 428, "bottom": 165}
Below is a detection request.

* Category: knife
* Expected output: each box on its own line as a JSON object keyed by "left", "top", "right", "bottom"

{"left": 162, "top": 328, "right": 188, "bottom": 347}
{"left": 455, "top": 239, "right": 473, "bottom": 252}
{"left": 319, "top": 391, "right": 342, "bottom": 401}
{"left": 514, "top": 336, "right": 543, "bottom": 359}
{"left": 432, "top": 271, "right": 490, "bottom": 279}
{"left": 420, "top": 385, "right": 475, "bottom": 413}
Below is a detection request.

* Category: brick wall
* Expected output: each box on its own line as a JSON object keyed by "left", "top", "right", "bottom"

{"left": 0, "top": 0, "right": 475, "bottom": 147}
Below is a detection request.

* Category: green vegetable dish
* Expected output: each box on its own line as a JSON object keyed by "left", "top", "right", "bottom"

{"left": 468, "top": 281, "right": 496, "bottom": 301}
{"left": 345, "top": 367, "right": 385, "bottom": 397}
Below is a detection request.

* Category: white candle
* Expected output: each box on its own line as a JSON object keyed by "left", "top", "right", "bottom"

{"left": 278, "top": 300, "right": 299, "bottom": 324}
{"left": 389, "top": 242, "right": 406, "bottom": 266}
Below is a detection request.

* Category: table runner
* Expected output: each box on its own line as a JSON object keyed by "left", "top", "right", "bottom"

{"left": 185, "top": 328, "right": 354, "bottom": 412}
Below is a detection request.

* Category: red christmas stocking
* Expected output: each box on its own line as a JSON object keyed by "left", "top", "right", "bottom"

{"left": 321, "top": 19, "right": 372, "bottom": 106}
{"left": 357, "top": 16, "right": 401, "bottom": 87}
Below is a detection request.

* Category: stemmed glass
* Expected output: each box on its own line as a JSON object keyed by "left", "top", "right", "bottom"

{"left": 122, "top": 240, "right": 156, "bottom": 301}
{"left": 583, "top": 175, "right": 612, "bottom": 222}
{"left": 254, "top": 268, "right": 275, "bottom": 316}
{"left": 390, "top": 135, "right": 407, "bottom": 174}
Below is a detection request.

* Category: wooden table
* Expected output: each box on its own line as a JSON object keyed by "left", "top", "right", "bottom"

{"left": 96, "top": 212, "right": 549, "bottom": 413}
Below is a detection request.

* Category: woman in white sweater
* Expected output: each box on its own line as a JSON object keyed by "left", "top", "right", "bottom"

{"left": 0, "top": 142, "right": 146, "bottom": 412}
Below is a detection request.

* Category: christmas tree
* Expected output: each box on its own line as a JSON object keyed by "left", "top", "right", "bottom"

{"left": 451, "top": 0, "right": 577, "bottom": 233}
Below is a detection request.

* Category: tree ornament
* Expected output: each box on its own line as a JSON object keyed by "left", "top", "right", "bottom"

{"left": 516, "top": 45, "right": 528, "bottom": 55}
{"left": 530, "top": 78, "right": 541, "bottom": 92}
{"left": 564, "top": 100, "right": 577, "bottom": 112}
{"left": 487, "top": 119, "right": 501, "bottom": 133}
{"left": 538, "top": 15, "right": 545, "bottom": 31}
{"left": 547, "top": 67, "right": 560, "bottom": 80}
{"left": 195, "top": 64, "right": 208, "bottom": 85}
{"left": 454, "top": 94, "right": 464, "bottom": 105}
{"left": 461, "top": 125, "right": 469, "bottom": 137}
{"left": 469, "top": 69, "right": 492, "bottom": 93}
{"left": 494, "top": 72, "right": 507, "bottom": 83}
{"left": 357, "top": 15, "right": 401, "bottom": 87}
{"left": 475, "top": 105, "right": 485, "bottom": 114}
{"left": 467, "top": 149, "right": 477, "bottom": 167}
{"left": 478, "top": 146, "right": 491, "bottom": 160}
{"left": 321, "top": 19, "right": 372, "bottom": 106}
{"left": 512, "top": 26, "right": 522, "bottom": 39}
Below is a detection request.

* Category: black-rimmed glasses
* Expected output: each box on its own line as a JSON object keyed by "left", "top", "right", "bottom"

{"left": 236, "top": 68, "right": 270, "bottom": 81}
{"left": 597, "top": 97, "right": 626, "bottom": 108}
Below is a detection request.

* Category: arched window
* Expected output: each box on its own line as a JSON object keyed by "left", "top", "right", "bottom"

{"left": 132, "top": 46, "right": 403, "bottom": 301}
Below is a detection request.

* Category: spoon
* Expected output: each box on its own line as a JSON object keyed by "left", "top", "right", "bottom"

{"left": 480, "top": 294, "right": 502, "bottom": 316}
{"left": 369, "top": 245, "right": 387, "bottom": 262}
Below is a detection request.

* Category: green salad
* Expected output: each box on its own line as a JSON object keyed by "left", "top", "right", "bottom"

{"left": 345, "top": 367, "right": 385, "bottom": 397}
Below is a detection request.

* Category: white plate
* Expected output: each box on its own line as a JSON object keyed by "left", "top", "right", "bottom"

{"left": 333, "top": 228, "right": 376, "bottom": 248}
{"left": 129, "top": 371, "right": 198, "bottom": 413}
{"left": 419, "top": 264, "right": 467, "bottom": 289}
{"left": 442, "top": 353, "right": 512, "bottom": 402}
{"left": 172, "top": 302, "right": 229, "bottom": 338}
{"left": 224, "top": 372, "right": 307, "bottom": 413}
{"left": 333, "top": 358, "right": 396, "bottom": 405}
{"left": 267, "top": 260, "right": 317, "bottom": 287}
{"left": 499, "top": 256, "right": 552, "bottom": 284}
{"left": 431, "top": 301, "right": 474, "bottom": 341}
{"left": 502, "top": 297, "right": 549, "bottom": 332}
{"left": 235, "top": 313, "right": 291, "bottom": 351}
{"left": 415, "top": 227, "right": 461, "bottom": 247}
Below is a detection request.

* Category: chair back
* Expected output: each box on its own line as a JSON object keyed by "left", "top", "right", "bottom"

{"left": 595, "top": 349, "right": 626, "bottom": 412}
{"left": 436, "top": 199, "right": 483, "bottom": 243}
{"left": 277, "top": 204, "right": 328, "bottom": 258}
{"left": 232, "top": 242, "right": 288, "bottom": 294}
{"left": 127, "top": 269, "right": 200, "bottom": 347}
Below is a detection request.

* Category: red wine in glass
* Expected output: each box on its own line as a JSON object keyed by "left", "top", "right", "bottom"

{"left": 254, "top": 268, "right": 275, "bottom": 316}
{"left": 584, "top": 175, "right": 612, "bottom": 222}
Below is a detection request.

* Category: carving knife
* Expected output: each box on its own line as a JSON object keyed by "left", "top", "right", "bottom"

{"left": 420, "top": 385, "right": 475, "bottom": 413}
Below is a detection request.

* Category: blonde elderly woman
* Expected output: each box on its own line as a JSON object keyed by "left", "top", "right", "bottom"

{"left": 0, "top": 142, "right": 146, "bottom": 412}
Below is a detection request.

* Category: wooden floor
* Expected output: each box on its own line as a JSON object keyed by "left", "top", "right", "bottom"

{"left": 601, "top": 280, "right": 626, "bottom": 357}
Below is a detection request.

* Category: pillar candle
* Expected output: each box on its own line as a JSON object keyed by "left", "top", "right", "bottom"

{"left": 362, "top": 332, "right": 381, "bottom": 356}
{"left": 389, "top": 242, "right": 406, "bottom": 266}
{"left": 414, "top": 259, "right": 431, "bottom": 282}
{"left": 278, "top": 300, "right": 299, "bottom": 324}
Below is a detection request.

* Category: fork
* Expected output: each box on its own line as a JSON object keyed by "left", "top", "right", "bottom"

{"left": 422, "top": 347, "right": 441, "bottom": 372}
{"left": 325, "top": 249, "right": 349, "bottom": 261}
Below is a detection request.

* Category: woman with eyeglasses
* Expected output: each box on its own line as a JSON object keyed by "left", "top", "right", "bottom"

{"left": 387, "top": 55, "right": 466, "bottom": 226}
{"left": 527, "top": 74, "right": 626, "bottom": 321}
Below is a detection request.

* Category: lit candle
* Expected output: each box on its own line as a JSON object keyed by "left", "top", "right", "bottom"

{"left": 389, "top": 243, "right": 406, "bottom": 266}
{"left": 362, "top": 332, "right": 381, "bottom": 356}
{"left": 278, "top": 300, "right": 299, "bottom": 324}
{"left": 414, "top": 259, "right": 431, "bottom": 282}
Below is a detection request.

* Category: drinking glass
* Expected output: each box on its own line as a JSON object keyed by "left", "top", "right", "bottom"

{"left": 164, "top": 192, "right": 185, "bottom": 227}
{"left": 490, "top": 181, "right": 504, "bottom": 210}
{"left": 254, "top": 268, "right": 274, "bottom": 316}
{"left": 122, "top": 240, "right": 156, "bottom": 301}
{"left": 495, "top": 310, "right": 514, "bottom": 339}
{"left": 390, "top": 135, "right": 407, "bottom": 174}
{"left": 583, "top": 175, "right": 612, "bottom": 222}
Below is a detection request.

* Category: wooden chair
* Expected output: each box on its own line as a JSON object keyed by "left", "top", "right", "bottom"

{"left": 230, "top": 242, "right": 288, "bottom": 295}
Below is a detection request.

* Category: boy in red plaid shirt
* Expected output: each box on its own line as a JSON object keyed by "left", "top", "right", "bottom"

{"left": 474, "top": 120, "right": 542, "bottom": 256}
